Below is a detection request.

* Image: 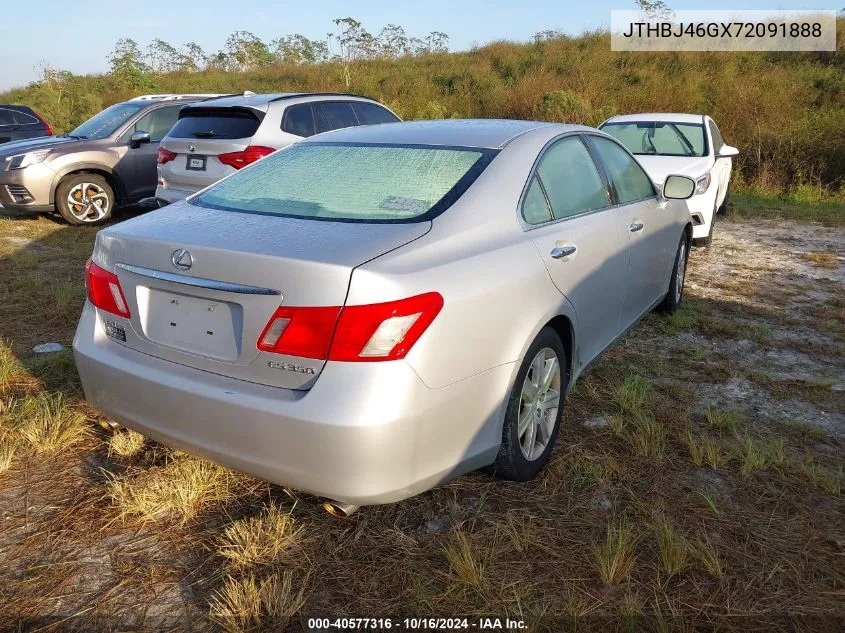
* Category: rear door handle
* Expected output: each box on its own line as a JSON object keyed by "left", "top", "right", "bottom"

{"left": 550, "top": 245, "right": 577, "bottom": 259}
{"left": 629, "top": 222, "right": 644, "bottom": 233}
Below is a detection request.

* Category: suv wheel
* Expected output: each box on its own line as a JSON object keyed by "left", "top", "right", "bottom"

{"left": 56, "top": 174, "right": 114, "bottom": 226}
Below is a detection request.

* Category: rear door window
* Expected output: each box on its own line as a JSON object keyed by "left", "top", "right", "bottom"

{"left": 533, "top": 136, "right": 610, "bottom": 221}
{"left": 315, "top": 102, "right": 358, "bottom": 134}
{"left": 587, "top": 135, "right": 656, "bottom": 204}
{"left": 282, "top": 104, "right": 315, "bottom": 137}
{"left": 351, "top": 102, "right": 399, "bottom": 125}
{"left": 12, "top": 109, "right": 39, "bottom": 126}
{"left": 168, "top": 108, "right": 263, "bottom": 140}
{"left": 121, "top": 105, "right": 182, "bottom": 142}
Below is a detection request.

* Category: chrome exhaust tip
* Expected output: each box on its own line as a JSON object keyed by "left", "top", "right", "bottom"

{"left": 97, "top": 418, "right": 123, "bottom": 432}
{"left": 322, "top": 501, "right": 359, "bottom": 518}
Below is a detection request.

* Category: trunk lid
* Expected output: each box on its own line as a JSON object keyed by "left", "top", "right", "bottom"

{"left": 94, "top": 202, "right": 430, "bottom": 389}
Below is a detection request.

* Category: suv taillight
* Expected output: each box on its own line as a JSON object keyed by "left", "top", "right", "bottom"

{"left": 157, "top": 147, "right": 177, "bottom": 165}
{"left": 85, "top": 258, "right": 130, "bottom": 318}
{"left": 31, "top": 110, "right": 53, "bottom": 136}
{"left": 218, "top": 146, "right": 275, "bottom": 170}
{"left": 257, "top": 293, "right": 443, "bottom": 362}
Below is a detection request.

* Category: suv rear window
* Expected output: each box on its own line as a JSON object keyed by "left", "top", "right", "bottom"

{"left": 168, "top": 108, "right": 262, "bottom": 140}
{"left": 193, "top": 142, "right": 496, "bottom": 223}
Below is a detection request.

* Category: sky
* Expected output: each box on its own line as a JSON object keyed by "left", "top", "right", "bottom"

{"left": 0, "top": 0, "right": 840, "bottom": 91}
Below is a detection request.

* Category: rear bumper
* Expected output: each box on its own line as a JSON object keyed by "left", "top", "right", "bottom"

{"left": 73, "top": 302, "right": 511, "bottom": 505}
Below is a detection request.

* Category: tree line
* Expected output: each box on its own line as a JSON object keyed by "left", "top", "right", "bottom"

{"left": 109, "top": 18, "right": 450, "bottom": 89}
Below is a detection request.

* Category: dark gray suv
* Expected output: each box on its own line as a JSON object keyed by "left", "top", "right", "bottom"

{"left": 0, "top": 94, "right": 221, "bottom": 225}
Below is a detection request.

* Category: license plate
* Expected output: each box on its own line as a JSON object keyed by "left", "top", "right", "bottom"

{"left": 142, "top": 288, "right": 240, "bottom": 360}
{"left": 186, "top": 155, "right": 207, "bottom": 171}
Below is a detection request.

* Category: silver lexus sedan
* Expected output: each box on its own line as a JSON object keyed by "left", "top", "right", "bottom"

{"left": 73, "top": 120, "right": 696, "bottom": 513}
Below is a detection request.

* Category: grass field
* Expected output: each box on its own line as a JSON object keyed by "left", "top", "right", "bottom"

{"left": 0, "top": 199, "right": 843, "bottom": 631}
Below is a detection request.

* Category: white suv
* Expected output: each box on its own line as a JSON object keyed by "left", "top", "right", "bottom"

{"left": 155, "top": 92, "right": 400, "bottom": 205}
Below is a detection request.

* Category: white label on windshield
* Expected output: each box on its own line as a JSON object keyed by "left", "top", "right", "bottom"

{"left": 380, "top": 196, "right": 429, "bottom": 214}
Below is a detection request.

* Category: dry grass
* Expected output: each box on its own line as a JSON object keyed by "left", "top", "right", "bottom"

{"left": 654, "top": 516, "right": 691, "bottom": 578}
{"left": 1, "top": 215, "right": 844, "bottom": 627}
{"left": 107, "top": 456, "right": 239, "bottom": 524}
{"left": 0, "top": 436, "right": 15, "bottom": 472}
{"left": 593, "top": 518, "right": 637, "bottom": 586}
{"left": 628, "top": 413, "right": 666, "bottom": 459}
{"left": 7, "top": 392, "right": 87, "bottom": 452}
{"left": 801, "top": 250, "right": 839, "bottom": 270}
{"left": 209, "top": 572, "right": 308, "bottom": 632}
{"left": 442, "top": 530, "right": 486, "bottom": 590}
{"left": 219, "top": 503, "right": 302, "bottom": 569}
{"left": 107, "top": 428, "right": 147, "bottom": 457}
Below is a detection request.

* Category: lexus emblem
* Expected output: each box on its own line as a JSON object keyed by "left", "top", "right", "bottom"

{"left": 171, "top": 249, "right": 193, "bottom": 271}
{"left": 188, "top": 144, "right": 195, "bottom": 153}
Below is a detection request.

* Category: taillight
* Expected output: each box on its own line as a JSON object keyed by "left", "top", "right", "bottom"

{"left": 218, "top": 146, "right": 275, "bottom": 170}
{"left": 257, "top": 306, "right": 341, "bottom": 359}
{"left": 257, "top": 293, "right": 443, "bottom": 362}
{"left": 85, "top": 258, "right": 130, "bottom": 318}
{"left": 157, "top": 147, "right": 177, "bottom": 165}
{"left": 31, "top": 110, "right": 53, "bottom": 136}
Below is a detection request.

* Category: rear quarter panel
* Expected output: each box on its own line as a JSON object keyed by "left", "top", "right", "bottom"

{"left": 346, "top": 132, "right": 578, "bottom": 390}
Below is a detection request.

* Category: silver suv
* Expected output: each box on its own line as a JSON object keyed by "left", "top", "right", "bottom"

{"left": 0, "top": 94, "right": 222, "bottom": 225}
{"left": 155, "top": 92, "right": 400, "bottom": 205}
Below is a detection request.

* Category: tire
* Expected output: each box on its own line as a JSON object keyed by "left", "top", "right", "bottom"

{"left": 491, "top": 327, "right": 567, "bottom": 482}
{"left": 658, "top": 233, "right": 690, "bottom": 314}
{"left": 55, "top": 174, "right": 114, "bottom": 226}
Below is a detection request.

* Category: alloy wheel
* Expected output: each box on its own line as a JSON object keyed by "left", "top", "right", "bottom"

{"left": 67, "top": 182, "right": 110, "bottom": 223}
{"left": 518, "top": 347, "right": 561, "bottom": 461}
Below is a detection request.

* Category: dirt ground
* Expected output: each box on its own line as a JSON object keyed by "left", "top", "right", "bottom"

{"left": 0, "top": 210, "right": 842, "bottom": 632}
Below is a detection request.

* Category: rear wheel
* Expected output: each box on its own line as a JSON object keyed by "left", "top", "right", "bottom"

{"left": 658, "top": 233, "right": 689, "bottom": 314}
{"left": 56, "top": 174, "right": 114, "bottom": 226}
{"left": 492, "top": 327, "right": 566, "bottom": 482}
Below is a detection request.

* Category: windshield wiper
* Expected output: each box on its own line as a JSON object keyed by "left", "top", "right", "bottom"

{"left": 63, "top": 134, "right": 87, "bottom": 140}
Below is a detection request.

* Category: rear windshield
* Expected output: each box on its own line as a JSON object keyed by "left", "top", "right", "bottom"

{"left": 600, "top": 121, "right": 707, "bottom": 157}
{"left": 168, "top": 108, "right": 262, "bottom": 140}
{"left": 69, "top": 102, "right": 145, "bottom": 140}
{"left": 192, "top": 142, "right": 495, "bottom": 222}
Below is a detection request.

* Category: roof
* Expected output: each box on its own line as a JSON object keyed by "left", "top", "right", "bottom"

{"left": 192, "top": 92, "right": 376, "bottom": 108}
{"left": 304, "top": 119, "right": 586, "bottom": 149}
{"left": 128, "top": 94, "right": 229, "bottom": 102}
{"left": 603, "top": 113, "right": 705, "bottom": 125}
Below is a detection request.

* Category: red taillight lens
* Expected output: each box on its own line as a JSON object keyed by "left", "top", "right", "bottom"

{"left": 257, "top": 306, "right": 342, "bottom": 359}
{"left": 257, "top": 293, "right": 443, "bottom": 362}
{"left": 85, "top": 258, "right": 130, "bottom": 318}
{"left": 157, "top": 147, "right": 177, "bottom": 165}
{"left": 32, "top": 110, "right": 52, "bottom": 136}
{"left": 218, "top": 146, "right": 275, "bottom": 170}
{"left": 330, "top": 293, "right": 444, "bottom": 361}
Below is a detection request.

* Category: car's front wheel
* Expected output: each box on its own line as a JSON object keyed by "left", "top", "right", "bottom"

{"left": 56, "top": 174, "right": 114, "bottom": 226}
{"left": 658, "top": 232, "right": 690, "bottom": 314}
{"left": 492, "top": 327, "right": 566, "bottom": 482}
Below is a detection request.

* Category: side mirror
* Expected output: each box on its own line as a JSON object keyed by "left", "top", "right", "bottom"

{"left": 663, "top": 174, "right": 696, "bottom": 200}
{"left": 717, "top": 144, "right": 739, "bottom": 158}
{"left": 129, "top": 131, "right": 151, "bottom": 149}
